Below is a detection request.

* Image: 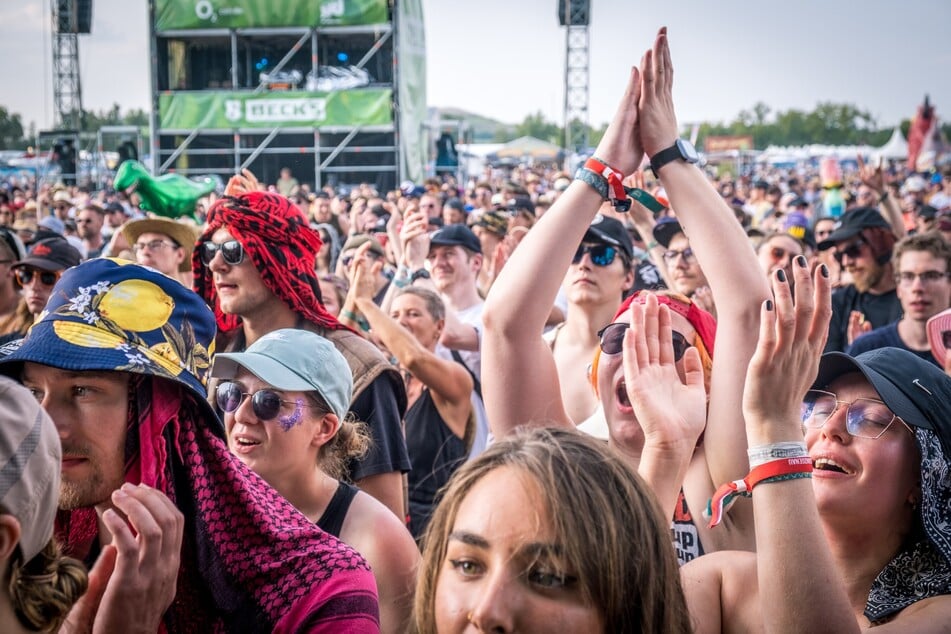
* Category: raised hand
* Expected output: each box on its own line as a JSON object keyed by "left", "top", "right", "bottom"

{"left": 399, "top": 208, "right": 430, "bottom": 268}
{"left": 223, "top": 168, "right": 263, "bottom": 197}
{"left": 347, "top": 241, "right": 383, "bottom": 302}
{"left": 637, "top": 27, "right": 679, "bottom": 158}
{"left": 846, "top": 310, "right": 872, "bottom": 345}
{"left": 743, "top": 258, "right": 832, "bottom": 440}
{"left": 64, "top": 484, "right": 184, "bottom": 634}
{"left": 856, "top": 155, "right": 885, "bottom": 197}
{"left": 590, "top": 60, "right": 643, "bottom": 176}
{"left": 619, "top": 293, "right": 706, "bottom": 455}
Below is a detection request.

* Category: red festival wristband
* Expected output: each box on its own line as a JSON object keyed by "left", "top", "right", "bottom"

{"left": 584, "top": 157, "right": 628, "bottom": 203}
{"left": 706, "top": 457, "right": 813, "bottom": 528}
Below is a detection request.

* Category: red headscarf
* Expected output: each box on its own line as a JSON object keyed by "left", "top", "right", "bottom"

{"left": 193, "top": 192, "right": 349, "bottom": 334}
{"left": 614, "top": 291, "right": 717, "bottom": 355}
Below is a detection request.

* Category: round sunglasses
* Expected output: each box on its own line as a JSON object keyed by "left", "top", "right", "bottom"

{"left": 216, "top": 381, "right": 313, "bottom": 422}
{"left": 573, "top": 244, "right": 618, "bottom": 267}
{"left": 201, "top": 239, "right": 245, "bottom": 266}
{"left": 14, "top": 267, "right": 61, "bottom": 288}
{"left": 596, "top": 322, "right": 691, "bottom": 359}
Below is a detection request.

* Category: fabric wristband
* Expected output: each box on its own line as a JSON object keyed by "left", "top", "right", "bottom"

{"left": 747, "top": 441, "right": 809, "bottom": 468}
{"left": 574, "top": 167, "right": 609, "bottom": 199}
{"left": 585, "top": 157, "right": 628, "bottom": 202}
{"left": 706, "top": 457, "right": 813, "bottom": 528}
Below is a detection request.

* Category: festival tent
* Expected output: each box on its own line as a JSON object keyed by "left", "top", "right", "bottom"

{"left": 489, "top": 136, "right": 564, "bottom": 164}
{"left": 872, "top": 128, "right": 908, "bottom": 161}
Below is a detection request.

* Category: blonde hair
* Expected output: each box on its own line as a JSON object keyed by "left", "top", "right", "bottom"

{"left": 413, "top": 427, "right": 691, "bottom": 634}
{"left": 9, "top": 538, "right": 88, "bottom": 632}
{"left": 304, "top": 391, "right": 371, "bottom": 480}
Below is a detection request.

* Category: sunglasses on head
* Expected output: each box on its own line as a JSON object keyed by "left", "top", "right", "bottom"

{"left": 14, "top": 267, "right": 60, "bottom": 287}
{"left": 833, "top": 238, "right": 866, "bottom": 265}
{"left": 216, "top": 381, "right": 313, "bottom": 422}
{"left": 572, "top": 244, "right": 618, "bottom": 267}
{"left": 596, "top": 322, "right": 691, "bottom": 359}
{"left": 200, "top": 239, "right": 244, "bottom": 266}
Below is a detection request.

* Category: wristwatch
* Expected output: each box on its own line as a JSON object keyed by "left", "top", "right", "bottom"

{"left": 650, "top": 139, "right": 700, "bottom": 175}
{"left": 410, "top": 268, "right": 431, "bottom": 282}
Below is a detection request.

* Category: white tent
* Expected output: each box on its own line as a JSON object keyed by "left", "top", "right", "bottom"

{"left": 873, "top": 127, "right": 908, "bottom": 161}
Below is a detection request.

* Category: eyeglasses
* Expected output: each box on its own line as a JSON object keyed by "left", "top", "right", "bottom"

{"left": 833, "top": 238, "right": 866, "bottom": 265}
{"left": 662, "top": 247, "right": 696, "bottom": 265}
{"left": 133, "top": 240, "right": 178, "bottom": 253}
{"left": 596, "top": 322, "right": 691, "bottom": 359}
{"left": 200, "top": 239, "right": 244, "bottom": 266}
{"left": 895, "top": 270, "right": 949, "bottom": 285}
{"left": 573, "top": 244, "right": 619, "bottom": 267}
{"left": 14, "top": 267, "right": 60, "bottom": 288}
{"left": 216, "top": 381, "right": 313, "bottom": 422}
{"left": 801, "top": 389, "right": 909, "bottom": 439}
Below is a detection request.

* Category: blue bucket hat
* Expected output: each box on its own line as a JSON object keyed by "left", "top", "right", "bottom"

{"left": 0, "top": 258, "right": 217, "bottom": 417}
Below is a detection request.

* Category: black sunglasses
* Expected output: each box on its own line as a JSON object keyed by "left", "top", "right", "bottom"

{"left": 833, "top": 238, "right": 866, "bottom": 265}
{"left": 572, "top": 244, "right": 619, "bottom": 267}
{"left": 14, "top": 267, "right": 60, "bottom": 287}
{"left": 201, "top": 239, "right": 244, "bottom": 266}
{"left": 216, "top": 381, "right": 313, "bottom": 425}
{"left": 597, "top": 322, "right": 691, "bottom": 359}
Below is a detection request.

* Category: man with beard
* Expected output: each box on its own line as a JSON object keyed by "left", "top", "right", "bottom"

{"left": 818, "top": 207, "right": 901, "bottom": 352}
{"left": 848, "top": 231, "right": 950, "bottom": 366}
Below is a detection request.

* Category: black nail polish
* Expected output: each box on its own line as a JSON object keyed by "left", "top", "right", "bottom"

{"left": 796, "top": 255, "right": 807, "bottom": 268}
{"left": 766, "top": 299, "right": 773, "bottom": 311}
{"left": 776, "top": 269, "right": 786, "bottom": 283}
{"left": 820, "top": 264, "right": 829, "bottom": 278}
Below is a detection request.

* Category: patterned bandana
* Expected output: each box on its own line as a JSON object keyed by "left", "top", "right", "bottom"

{"left": 54, "top": 377, "right": 379, "bottom": 632}
{"left": 193, "top": 192, "right": 348, "bottom": 335}
{"left": 614, "top": 290, "right": 717, "bottom": 355}
{"left": 865, "top": 427, "right": 951, "bottom": 622}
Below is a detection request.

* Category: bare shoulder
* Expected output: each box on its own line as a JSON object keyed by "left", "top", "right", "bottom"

{"left": 875, "top": 595, "right": 951, "bottom": 633}
{"left": 681, "top": 551, "right": 761, "bottom": 634}
{"left": 341, "top": 491, "right": 420, "bottom": 569}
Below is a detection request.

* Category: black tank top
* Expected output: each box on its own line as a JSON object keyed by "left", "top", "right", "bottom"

{"left": 315, "top": 480, "right": 359, "bottom": 538}
{"left": 405, "top": 388, "right": 467, "bottom": 539}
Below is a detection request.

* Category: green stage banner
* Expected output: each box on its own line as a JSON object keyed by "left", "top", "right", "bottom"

{"left": 159, "top": 89, "right": 393, "bottom": 129}
{"left": 155, "top": 0, "right": 387, "bottom": 31}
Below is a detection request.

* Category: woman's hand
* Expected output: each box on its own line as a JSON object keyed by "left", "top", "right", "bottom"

{"left": 742, "top": 259, "right": 832, "bottom": 443}
{"left": 590, "top": 59, "right": 643, "bottom": 176}
{"left": 347, "top": 242, "right": 383, "bottom": 304}
{"left": 620, "top": 293, "right": 706, "bottom": 456}
{"left": 223, "top": 169, "right": 263, "bottom": 197}
{"left": 637, "top": 27, "right": 679, "bottom": 158}
{"left": 399, "top": 208, "right": 430, "bottom": 268}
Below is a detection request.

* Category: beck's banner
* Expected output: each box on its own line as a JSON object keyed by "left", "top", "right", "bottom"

{"left": 159, "top": 89, "right": 393, "bottom": 130}
{"left": 155, "top": 0, "right": 387, "bottom": 31}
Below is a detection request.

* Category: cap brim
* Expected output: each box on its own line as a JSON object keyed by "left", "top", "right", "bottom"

{"left": 14, "top": 257, "right": 66, "bottom": 272}
{"left": 812, "top": 352, "right": 934, "bottom": 432}
{"left": 817, "top": 226, "right": 862, "bottom": 251}
{"left": 211, "top": 352, "right": 315, "bottom": 392}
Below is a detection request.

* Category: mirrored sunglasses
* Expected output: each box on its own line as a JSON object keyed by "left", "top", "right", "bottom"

{"left": 201, "top": 239, "right": 244, "bottom": 266}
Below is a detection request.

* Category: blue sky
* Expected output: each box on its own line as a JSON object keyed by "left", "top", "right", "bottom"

{"left": 2, "top": 0, "right": 950, "bottom": 132}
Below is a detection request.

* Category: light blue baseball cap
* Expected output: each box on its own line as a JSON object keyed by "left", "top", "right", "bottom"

{"left": 210, "top": 329, "right": 352, "bottom": 420}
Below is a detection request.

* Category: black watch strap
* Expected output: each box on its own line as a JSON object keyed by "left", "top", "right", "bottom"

{"left": 649, "top": 144, "right": 683, "bottom": 175}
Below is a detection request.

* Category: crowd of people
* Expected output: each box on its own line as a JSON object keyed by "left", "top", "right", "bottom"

{"left": 0, "top": 27, "right": 948, "bottom": 633}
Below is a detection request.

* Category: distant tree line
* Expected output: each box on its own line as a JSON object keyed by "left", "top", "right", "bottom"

{"left": 0, "top": 104, "right": 149, "bottom": 150}
{"left": 499, "top": 102, "right": 951, "bottom": 149}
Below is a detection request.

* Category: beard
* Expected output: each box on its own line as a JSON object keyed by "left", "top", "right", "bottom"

{"left": 58, "top": 444, "right": 126, "bottom": 511}
{"left": 852, "top": 261, "right": 884, "bottom": 293}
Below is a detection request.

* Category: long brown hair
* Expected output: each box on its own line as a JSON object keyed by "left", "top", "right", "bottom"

{"left": 413, "top": 427, "right": 692, "bottom": 633}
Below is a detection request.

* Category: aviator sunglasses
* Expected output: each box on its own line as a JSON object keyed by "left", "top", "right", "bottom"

{"left": 200, "top": 239, "right": 245, "bottom": 266}
{"left": 216, "top": 381, "right": 314, "bottom": 422}
{"left": 597, "top": 322, "right": 691, "bottom": 360}
{"left": 572, "top": 244, "right": 619, "bottom": 267}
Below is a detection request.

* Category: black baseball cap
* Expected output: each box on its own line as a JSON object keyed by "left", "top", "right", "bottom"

{"left": 652, "top": 216, "right": 684, "bottom": 248}
{"left": 583, "top": 214, "right": 633, "bottom": 259}
{"left": 429, "top": 224, "right": 481, "bottom": 254}
{"left": 817, "top": 207, "right": 891, "bottom": 251}
{"left": 507, "top": 196, "right": 535, "bottom": 216}
{"left": 14, "top": 237, "right": 81, "bottom": 272}
{"left": 812, "top": 348, "right": 951, "bottom": 458}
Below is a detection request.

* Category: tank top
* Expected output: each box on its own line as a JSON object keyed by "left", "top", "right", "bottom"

{"left": 405, "top": 388, "right": 467, "bottom": 539}
{"left": 315, "top": 481, "right": 359, "bottom": 538}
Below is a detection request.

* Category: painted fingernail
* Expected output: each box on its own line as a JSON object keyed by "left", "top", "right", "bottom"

{"left": 820, "top": 264, "right": 830, "bottom": 278}
{"left": 796, "top": 255, "right": 807, "bottom": 268}
{"left": 776, "top": 269, "right": 786, "bottom": 283}
{"left": 765, "top": 299, "right": 773, "bottom": 311}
